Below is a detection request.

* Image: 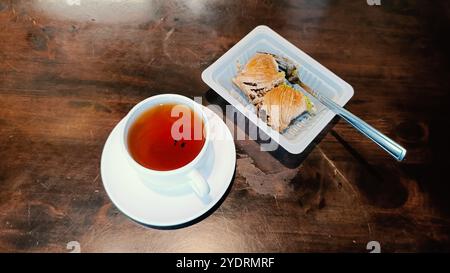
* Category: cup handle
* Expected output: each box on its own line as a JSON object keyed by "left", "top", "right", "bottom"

{"left": 187, "top": 169, "right": 210, "bottom": 201}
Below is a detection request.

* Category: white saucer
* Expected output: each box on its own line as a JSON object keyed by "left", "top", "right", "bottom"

{"left": 101, "top": 106, "right": 236, "bottom": 228}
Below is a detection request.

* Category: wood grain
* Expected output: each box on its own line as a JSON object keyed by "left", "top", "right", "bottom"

{"left": 0, "top": 0, "right": 450, "bottom": 252}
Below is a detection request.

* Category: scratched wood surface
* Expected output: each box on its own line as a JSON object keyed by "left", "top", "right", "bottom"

{"left": 1, "top": 0, "right": 450, "bottom": 252}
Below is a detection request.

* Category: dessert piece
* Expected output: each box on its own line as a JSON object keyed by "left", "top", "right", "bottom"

{"left": 232, "top": 53, "right": 285, "bottom": 108}
{"left": 260, "top": 84, "right": 314, "bottom": 132}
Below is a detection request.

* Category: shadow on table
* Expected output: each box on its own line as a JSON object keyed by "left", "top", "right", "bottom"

{"left": 203, "top": 89, "right": 413, "bottom": 208}
{"left": 203, "top": 89, "right": 339, "bottom": 169}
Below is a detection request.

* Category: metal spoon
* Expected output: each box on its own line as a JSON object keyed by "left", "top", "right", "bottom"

{"left": 262, "top": 52, "right": 407, "bottom": 161}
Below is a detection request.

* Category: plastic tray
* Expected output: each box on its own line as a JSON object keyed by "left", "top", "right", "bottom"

{"left": 201, "top": 25, "right": 354, "bottom": 154}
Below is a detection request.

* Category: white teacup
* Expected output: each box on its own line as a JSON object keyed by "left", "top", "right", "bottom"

{"left": 121, "top": 94, "right": 210, "bottom": 200}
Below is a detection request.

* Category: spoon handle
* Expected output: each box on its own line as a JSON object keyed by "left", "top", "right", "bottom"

{"left": 298, "top": 82, "right": 406, "bottom": 161}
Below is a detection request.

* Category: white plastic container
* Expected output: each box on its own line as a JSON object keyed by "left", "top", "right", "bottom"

{"left": 201, "top": 25, "right": 354, "bottom": 154}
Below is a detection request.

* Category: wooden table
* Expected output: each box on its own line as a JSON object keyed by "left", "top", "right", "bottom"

{"left": 1, "top": 0, "right": 449, "bottom": 252}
